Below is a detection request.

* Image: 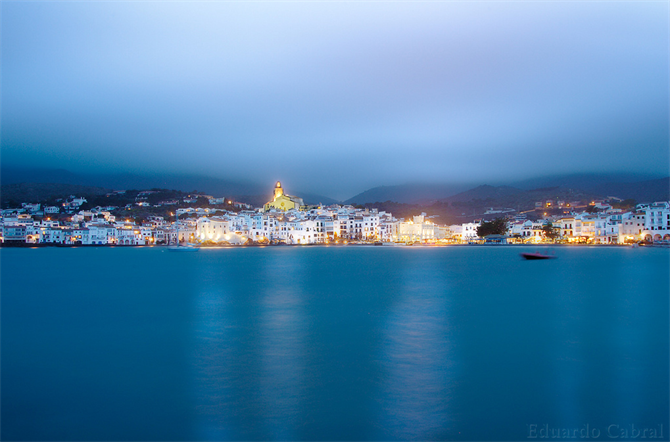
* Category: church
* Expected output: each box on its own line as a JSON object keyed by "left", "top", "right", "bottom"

{"left": 263, "top": 181, "right": 306, "bottom": 212}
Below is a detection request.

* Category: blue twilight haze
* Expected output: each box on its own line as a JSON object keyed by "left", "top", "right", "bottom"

{"left": 2, "top": 1, "right": 668, "bottom": 198}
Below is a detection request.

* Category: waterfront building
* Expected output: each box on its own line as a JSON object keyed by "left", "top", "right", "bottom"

{"left": 641, "top": 202, "right": 670, "bottom": 242}
{"left": 461, "top": 221, "right": 481, "bottom": 240}
{"left": 507, "top": 220, "right": 534, "bottom": 239}
{"left": 286, "top": 219, "right": 319, "bottom": 244}
{"left": 25, "top": 225, "right": 40, "bottom": 244}
{"left": 378, "top": 220, "right": 399, "bottom": 242}
{"left": 319, "top": 216, "right": 342, "bottom": 240}
{"left": 394, "top": 213, "right": 445, "bottom": 242}
{"left": 556, "top": 217, "right": 575, "bottom": 240}
{"left": 197, "top": 216, "right": 233, "bottom": 242}
{"left": 117, "top": 228, "right": 145, "bottom": 246}
{"left": 40, "top": 227, "right": 66, "bottom": 244}
{"left": 3, "top": 224, "right": 27, "bottom": 243}
{"left": 529, "top": 222, "right": 547, "bottom": 243}
{"left": 632, "top": 210, "right": 647, "bottom": 239}
{"left": 362, "top": 212, "right": 380, "bottom": 240}
{"left": 593, "top": 216, "right": 618, "bottom": 244}
{"left": 618, "top": 211, "right": 641, "bottom": 243}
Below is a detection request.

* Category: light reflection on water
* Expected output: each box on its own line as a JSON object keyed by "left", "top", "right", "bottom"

{"left": 545, "top": 249, "right": 668, "bottom": 430}
{"left": 191, "top": 251, "right": 310, "bottom": 440}
{"left": 608, "top": 253, "right": 659, "bottom": 425}
{"left": 256, "top": 254, "right": 306, "bottom": 440}
{"left": 191, "top": 256, "right": 236, "bottom": 440}
{"left": 376, "top": 258, "right": 455, "bottom": 440}
{"left": 548, "top": 272, "right": 587, "bottom": 429}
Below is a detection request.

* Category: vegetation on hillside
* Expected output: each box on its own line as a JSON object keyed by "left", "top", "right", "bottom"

{"left": 477, "top": 218, "right": 508, "bottom": 237}
{"left": 1, "top": 183, "right": 109, "bottom": 208}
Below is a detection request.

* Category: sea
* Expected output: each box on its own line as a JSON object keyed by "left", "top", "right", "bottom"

{"left": 1, "top": 246, "right": 668, "bottom": 441}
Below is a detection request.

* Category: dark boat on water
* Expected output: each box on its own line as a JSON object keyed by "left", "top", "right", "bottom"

{"left": 521, "top": 251, "right": 556, "bottom": 260}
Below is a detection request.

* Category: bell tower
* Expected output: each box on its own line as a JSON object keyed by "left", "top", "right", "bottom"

{"left": 274, "top": 181, "right": 284, "bottom": 200}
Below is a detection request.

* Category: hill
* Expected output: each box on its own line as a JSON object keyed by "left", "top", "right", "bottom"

{"left": 344, "top": 183, "right": 472, "bottom": 205}
{"left": 508, "top": 172, "right": 662, "bottom": 191}
{"left": 589, "top": 177, "right": 669, "bottom": 203}
{"left": 346, "top": 173, "right": 669, "bottom": 206}
{"left": 1, "top": 183, "right": 110, "bottom": 207}
{"left": 1, "top": 167, "right": 267, "bottom": 196}
{"left": 443, "top": 185, "right": 599, "bottom": 212}
{"left": 1, "top": 167, "right": 338, "bottom": 206}
{"left": 444, "top": 185, "right": 525, "bottom": 203}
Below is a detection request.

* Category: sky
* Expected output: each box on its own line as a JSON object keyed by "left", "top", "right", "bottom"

{"left": 2, "top": 1, "right": 668, "bottom": 199}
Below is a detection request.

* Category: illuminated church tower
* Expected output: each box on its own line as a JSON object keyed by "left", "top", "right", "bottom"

{"left": 274, "top": 181, "right": 284, "bottom": 199}
{"left": 264, "top": 181, "right": 305, "bottom": 212}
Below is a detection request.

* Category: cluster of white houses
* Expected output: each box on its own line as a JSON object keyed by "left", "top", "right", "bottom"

{"left": 503, "top": 202, "right": 670, "bottom": 244}
{"left": 1, "top": 183, "right": 669, "bottom": 246}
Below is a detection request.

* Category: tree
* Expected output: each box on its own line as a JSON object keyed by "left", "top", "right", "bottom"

{"left": 194, "top": 197, "right": 210, "bottom": 208}
{"left": 542, "top": 222, "right": 560, "bottom": 240}
{"left": 477, "top": 217, "right": 508, "bottom": 237}
{"left": 613, "top": 199, "right": 636, "bottom": 210}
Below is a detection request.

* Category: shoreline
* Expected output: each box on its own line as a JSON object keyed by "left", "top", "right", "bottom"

{"left": 1, "top": 242, "right": 665, "bottom": 249}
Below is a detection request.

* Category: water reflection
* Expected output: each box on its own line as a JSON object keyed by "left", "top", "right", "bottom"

{"left": 548, "top": 282, "right": 585, "bottom": 428}
{"left": 185, "top": 248, "right": 667, "bottom": 441}
{"left": 191, "top": 259, "right": 236, "bottom": 440}
{"left": 191, "top": 251, "right": 307, "bottom": 440}
{"left": 376, "top": 258, "right": 456, "bottom": 439}
{"left": 609, "top": 253, "right": 665, "bottom": 425}
{"left": 257, "top": 253, "right": 306, "bottom": 440}
{"left": 547, "top": 250, "right": 669, "bottom": 429}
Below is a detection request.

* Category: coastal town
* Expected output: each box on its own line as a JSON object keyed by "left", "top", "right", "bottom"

{"left": 1, "top": 181, "right": 669, "bottom": 247}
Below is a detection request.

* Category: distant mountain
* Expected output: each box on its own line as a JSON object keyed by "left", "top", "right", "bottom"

{"left": 294, "top": 192, "right": 340, "bottom": 206}
{"left": 589, "top": 177, "right": 669, "bottom": 203}
{"left": 1, "top": 168, "right": 86, "bottom": 186}
{"left": 509, "top": 172, "right": 663, "bottom": 192}
{"left": 345, "top": 173, "right": 669, "bottom": 206}
{"left": 1, "top": 183, "right": 110, "bottom": 205}
{"left": 3, "top": 167, "right": 665, "bottom": 209}
{"left": 443, "top": 185, "right": 525, "bottom": 203}
{"left": 1, "top": 167, "right": 266, "bottom": 196}
{"left": 0, "top": 167, "right": 338, "bottom": 205}
{"left": 344, "top": 183, "right": 472, "bottom": 205}
{"left": 442, "top": 184, "right": 598, "bottom": 213}
{"left": 509, "top": 173, "right": 669, "bottom": 202}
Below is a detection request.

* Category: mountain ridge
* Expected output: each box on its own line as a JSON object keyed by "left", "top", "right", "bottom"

{"left": 2, "top": 167, "right": 667, "bottom": 207}
{"left": 0, "top": 167, "right": 338, "bottom": 206}
{"left": 344, "top": 182, "right": 474, "bottom": 205}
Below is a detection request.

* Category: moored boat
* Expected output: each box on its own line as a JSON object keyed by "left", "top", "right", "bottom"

{"left": 521, "top": 252, "right": 555, "bottom": 260}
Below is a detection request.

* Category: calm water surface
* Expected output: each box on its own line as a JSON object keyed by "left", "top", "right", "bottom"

{"left": 2, "top": 246, "right": 668, "bottom": 440}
